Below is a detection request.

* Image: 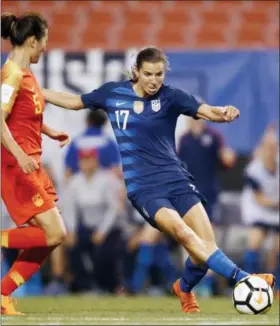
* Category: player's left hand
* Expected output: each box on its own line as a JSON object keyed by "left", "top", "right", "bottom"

{"left": 50, "top": 131, "right": 71, "bottom": 148}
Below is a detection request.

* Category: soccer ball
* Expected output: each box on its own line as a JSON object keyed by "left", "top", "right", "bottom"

{"left": 233, "top": 276, "right": 273, "bottom": 314}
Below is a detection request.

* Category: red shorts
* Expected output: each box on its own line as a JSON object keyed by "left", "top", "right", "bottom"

{"left": 1, "top": 164, "right": 58, "bottom": 226}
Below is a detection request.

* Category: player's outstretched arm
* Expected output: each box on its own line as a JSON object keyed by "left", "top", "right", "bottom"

{"left": 196, "top": 104, "right": 240, "bottom": 123}
{"left": 41, "top": 124, "right": 70, "bottom": 148}
{"left": 42, "top": 89, "right": 84, "bottom": 110}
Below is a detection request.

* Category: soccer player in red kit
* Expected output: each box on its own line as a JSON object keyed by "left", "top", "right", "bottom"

{"left": 1, "top": 13, "right": 70, "bottom": 315}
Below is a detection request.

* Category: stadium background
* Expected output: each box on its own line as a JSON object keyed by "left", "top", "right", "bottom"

{"left": 1, "top": 0, "right": 279, "bottom": 300}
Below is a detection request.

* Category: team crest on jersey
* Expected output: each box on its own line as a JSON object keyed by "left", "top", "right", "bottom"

{"left": 32, "top": 193, "right": 44, "bottom": 207}
{"left": 151, "top": 99, "right": 161, "bottom": 112}
{"left": 133, "top": 101, "right": 144, "bottom": 114}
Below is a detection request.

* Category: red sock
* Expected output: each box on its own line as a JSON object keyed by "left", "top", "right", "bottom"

{"left": 1, "top": 226, "right": 48, "bottom": 249}
{"left": 1, "top": 247, "right": 54, "bottom": 296}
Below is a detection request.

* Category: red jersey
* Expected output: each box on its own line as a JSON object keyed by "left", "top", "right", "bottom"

{"left": 1, "top": 59, "right": 45, "bottom": 165}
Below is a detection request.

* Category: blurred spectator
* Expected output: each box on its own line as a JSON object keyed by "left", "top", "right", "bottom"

{"left": 45, "top": 110, "right": 122, "bottom": 295}
{"left": 241, "top": 125, "right": 279, "bottom": 295}
{"left": 62, "top": 148, "right": 123, "bottom": 293}
{"left": 120, "top": 202, "right": 179, "bottom": 295}
{"left": 129, "top": 223, "right": 179, "bottom": 295}
{"left": 64, "top": 110, "right": 121, "bottom": 180}
{"left": 46, "top": 110, "right": 123, "bottom": 295}
{"left": 177, "top": 119, "right": 236, "bottom": 296}
{"left": 119, "top": 202, "right": 146, "bottom": 291}
{"left": 178, "top": 119, "right": 236, "bottom": 222}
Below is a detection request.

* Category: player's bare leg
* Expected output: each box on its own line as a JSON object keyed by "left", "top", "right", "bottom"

{"left": 155, "top": 203, "right": 275, "bottom": 313}
{"left": 29, "top": 207, "right": 67, "bottom": 247}
{"left": 185, "top": 204, "right": 275, "bottom": 288}
{"left": 169, "top": 203, "right": 217, "bottom": 312}
{"left": 155, "top": 206, "right": 215, "bottom": 313}
{"left": 185, "top": 204, "right": 274, "bottom": 294}
{"left": 1, "top": 207, "right": 67, "bottom": 250}
{"left": 1, "top": 208, "right": 66, "bottom": 315}
{"left": 155, "top": 206, "right": 216, "bottom": 264}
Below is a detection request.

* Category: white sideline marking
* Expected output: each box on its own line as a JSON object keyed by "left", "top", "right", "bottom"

{"left": 2, "top": 316, "right": 274, "bottom": 325}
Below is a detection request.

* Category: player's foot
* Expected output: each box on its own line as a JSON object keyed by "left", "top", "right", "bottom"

{"left": 253, "top": 273, "right": 276, "bottom": 288}
{"left": 172, "top": 279, "right": 200, "bottom": 313}
{"left": 1, "top": 295, "right": 24, "bottom": 316}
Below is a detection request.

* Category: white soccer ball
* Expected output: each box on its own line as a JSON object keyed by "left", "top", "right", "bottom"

{"left": 233, "top": 276, "right": 273, "bottom": 314}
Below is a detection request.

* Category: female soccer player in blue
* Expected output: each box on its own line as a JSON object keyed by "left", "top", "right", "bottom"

{"left": 43, "top": 47, "right": 274, "bottom": 313}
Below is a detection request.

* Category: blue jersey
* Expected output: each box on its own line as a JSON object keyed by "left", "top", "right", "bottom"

{"left": 65, "top": 127, "right": 120, "bottom": 173}
{"left": 81, "top": 81, "right": 202, "bottom": 197}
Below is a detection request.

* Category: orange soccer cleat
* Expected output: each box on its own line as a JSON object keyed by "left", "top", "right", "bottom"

{"left": 253, "top": 273, "right": 276, "bottom": 288}
{"left": 1, "top": 295, "right": 24, "bottom": 316}
{"left": 172, "top": 279, "right": 200, "bottom": 313}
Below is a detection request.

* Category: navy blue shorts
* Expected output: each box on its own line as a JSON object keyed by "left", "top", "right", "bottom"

{"left": 129, "top": 185, "right": 206, "bottom": 229}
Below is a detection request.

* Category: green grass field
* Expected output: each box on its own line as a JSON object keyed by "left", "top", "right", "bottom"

{"left": 2, "top": 295, "right": 279, "bottom": 325}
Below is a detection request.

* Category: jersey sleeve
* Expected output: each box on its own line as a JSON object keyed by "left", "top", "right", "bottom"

{"left": 81, "top": 82, "right": 114, "bottom": 111}
{"left": 1, "top": 66, "right": 23, "bottom": 113}
{"left": 173, "top": 88, "right": 204, "bottom": 118}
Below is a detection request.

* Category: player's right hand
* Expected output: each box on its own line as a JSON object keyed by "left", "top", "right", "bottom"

{"left": 17, "top": 153, "right": 39, "bottom": 174}
{"left": 211, "top": 105, "right": 240, "bottom": 122}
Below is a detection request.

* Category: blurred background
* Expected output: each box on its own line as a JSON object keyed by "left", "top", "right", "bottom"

{"left": 1, "top": 0, "right": 279, "bottom": 299}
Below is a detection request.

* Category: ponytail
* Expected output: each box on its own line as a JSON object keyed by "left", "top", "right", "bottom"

{"left": 1, "top": 12, "right": 48, "bottom": 46}
{"left": 1, "top": 13, "right": 17, "bottom": 40}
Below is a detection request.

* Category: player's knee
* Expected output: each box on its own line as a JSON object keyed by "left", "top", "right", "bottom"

{"left": 47, "top": 227, "right": 67, "bottom": 246}
{"left": 173, "top": 223, "right": 195, "bottom": 248}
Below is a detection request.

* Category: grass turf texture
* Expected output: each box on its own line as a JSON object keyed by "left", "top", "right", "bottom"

{"left": 2, "top": 296, "right": 279, "bottom": 325}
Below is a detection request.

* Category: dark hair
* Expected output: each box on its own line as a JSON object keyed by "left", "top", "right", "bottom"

{"left": 86, "top": 110, "right": 107, "bottom": 128}
{"left": 1, "top": 12, "right": 48, "bottom": 46}
{"left": 130, "top": 46, "right": 170, "bottom": 81}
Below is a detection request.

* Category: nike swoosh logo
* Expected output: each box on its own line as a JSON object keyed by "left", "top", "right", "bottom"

{"left": 116, "top": 101, "right": 127, "bottom": 106}
{"left": 255, "top": 288, "right": 263, "bottom": 304}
